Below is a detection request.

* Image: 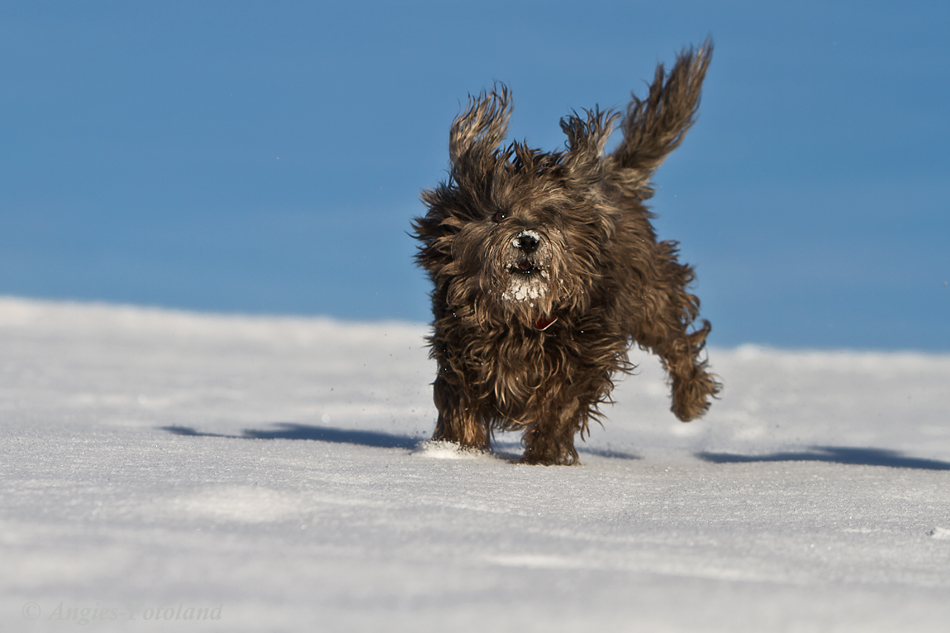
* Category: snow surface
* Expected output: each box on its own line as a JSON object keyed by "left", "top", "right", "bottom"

{"left": 2, "top": 296, "right": 949, "bottom": 632}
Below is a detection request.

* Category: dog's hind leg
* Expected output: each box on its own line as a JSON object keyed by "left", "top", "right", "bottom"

{"left": 650, "top": 323, "right": 719, "bottom": 422}
{"left": 431, "top": 374, "right": 490, "bottom": 450}
{"left": 635, "top": 243, "right": 721, "bottom": 422}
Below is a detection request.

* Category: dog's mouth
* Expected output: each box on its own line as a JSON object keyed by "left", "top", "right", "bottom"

{"left": 501, "top": 258, "right": 550, "bottom": 304}
{"left": 508, "top": 260, "right": 543, "bottom": 277}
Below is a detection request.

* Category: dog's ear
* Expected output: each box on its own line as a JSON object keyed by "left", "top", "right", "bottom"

{"left": 449, "top": 84, "right": 511, "bottom": 166}
{"left": 611, "top": 39, "right": 713, "bottom": 198}
{"left": 560, "top": 107, "right": 619, "bottom": 174}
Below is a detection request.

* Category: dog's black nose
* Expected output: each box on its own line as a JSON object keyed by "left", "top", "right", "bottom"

{"left": 516, "top": 233, "right": 540, "bottom": 254}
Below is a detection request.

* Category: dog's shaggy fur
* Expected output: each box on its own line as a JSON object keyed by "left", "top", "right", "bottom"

{"left": 412, "top": 42, "right": 721, "bottom": 465}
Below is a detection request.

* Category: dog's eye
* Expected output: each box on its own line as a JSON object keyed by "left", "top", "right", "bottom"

{"left": 492, "top": 211, "right": 508, "bottom": 223}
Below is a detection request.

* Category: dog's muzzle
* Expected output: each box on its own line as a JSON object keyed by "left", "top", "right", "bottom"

{"left": 502, "top": 230, "right": 550, "bottom": 303}
{"left": 506, "top": 230, "right": 547, "bottom": 276}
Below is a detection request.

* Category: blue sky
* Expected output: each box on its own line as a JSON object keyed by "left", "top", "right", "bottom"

{"left": 2, "top": 1, "right": 948, "bottom": 350}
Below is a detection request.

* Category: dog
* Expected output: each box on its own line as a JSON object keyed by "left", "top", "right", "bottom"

{"left": 412, "top": 41, "right": 720, "bottom": 465}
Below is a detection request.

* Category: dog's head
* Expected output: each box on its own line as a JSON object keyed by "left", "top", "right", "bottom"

{"left": 414, "top": 86, "right": 623, "bottom": 329}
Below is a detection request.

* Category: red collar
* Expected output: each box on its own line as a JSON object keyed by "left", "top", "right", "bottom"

{"left": 534, "top": 316, "right": 558, "bottom": 331}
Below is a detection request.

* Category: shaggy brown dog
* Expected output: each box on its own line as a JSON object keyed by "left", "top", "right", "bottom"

{"left": 412, "top": 42, "right": 720, "bottom": 465}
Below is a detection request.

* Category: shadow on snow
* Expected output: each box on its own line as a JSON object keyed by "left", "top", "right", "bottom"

{"left": 162, "top": 428, "right": 939, "bottom": 469}
{"left": 160, "top": 424, "right": 639, "bottom": 460}
{"left": 161, "top": 423, "right": 421, "bottom": 449}
{"left": 697, "top": 446, "right": 950, "bottom": 471}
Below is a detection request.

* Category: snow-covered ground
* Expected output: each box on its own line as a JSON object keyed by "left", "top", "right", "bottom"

{"left": 2, "top": 296, "right": 949, "bottom": 632}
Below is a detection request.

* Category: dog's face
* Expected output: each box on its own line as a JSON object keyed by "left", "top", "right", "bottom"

{"left": 443, "top": 174, "right": 611, "bottom": 327}
{"left": 414, "top": 88, "right": 621, "bottom": 329}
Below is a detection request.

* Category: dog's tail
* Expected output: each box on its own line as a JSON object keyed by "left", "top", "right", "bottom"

{"left": 608, "top": 39, "right": 712, "bottom": 200}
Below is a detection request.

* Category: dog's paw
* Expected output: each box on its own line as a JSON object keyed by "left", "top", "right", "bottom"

{"left": 671, "top": 368, "right": 721, "bottom": 422}
{"left": 521, "top": 447, "right": 581, "bottom": 466}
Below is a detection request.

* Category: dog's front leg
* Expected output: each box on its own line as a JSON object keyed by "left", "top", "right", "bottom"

{"left": 431, "top": 373, "right": 490, "bottom": 450}
{"left": 521, "top": 395, "right": 583, "bottom": 466}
